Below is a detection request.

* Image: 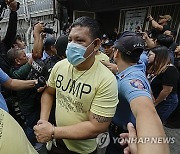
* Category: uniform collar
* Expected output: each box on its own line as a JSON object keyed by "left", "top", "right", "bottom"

{"left": 116, "top": 62, "right": 145, "bottom": 80}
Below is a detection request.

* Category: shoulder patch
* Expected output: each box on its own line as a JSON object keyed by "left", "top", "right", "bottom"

{"left": 130, "top": 79, "right": 145, "bottom": 90}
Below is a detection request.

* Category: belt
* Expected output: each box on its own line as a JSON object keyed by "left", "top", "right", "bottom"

{"left": 109, "top": 122, "right": 127, "bottom": 135}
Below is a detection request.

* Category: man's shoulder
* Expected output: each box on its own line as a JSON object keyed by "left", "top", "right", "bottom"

{"left": 54, "top": 58, "right": 69, "bottom": 66}
{"left": 51, "top": 59, "right": 69, "bottom": 72}
{"left": 96, "top": 52, "right": 109, "bottom": 62}
{"left": 96, "top": 60, "right": 116, "bottom": 79}
{"left": 0, "top": 68, "right": 10, "bottom": 83}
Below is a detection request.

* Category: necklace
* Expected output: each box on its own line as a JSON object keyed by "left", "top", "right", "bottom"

{"left": 72, "top": 66, "right": 88, "bottom": 82}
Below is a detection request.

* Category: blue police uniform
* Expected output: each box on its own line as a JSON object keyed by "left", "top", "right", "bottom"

{"left": 0, "top": 68, "right": 10, "bottom": 112}
{"left": 106, "top": 61, "right": 152, "bottom": 154}
{"left": 113, "top": 62, "right": 151, "bottom": 127}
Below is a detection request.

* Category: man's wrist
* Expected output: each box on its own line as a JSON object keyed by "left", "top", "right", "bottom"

{"left": 51, "top": 125, "right": 55, "bottom": 139}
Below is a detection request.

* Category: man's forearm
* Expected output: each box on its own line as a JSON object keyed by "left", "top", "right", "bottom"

{"left": 53, "top": 121, "right": 108, "bottom": 140}
{"left": 40, "top": 91, "right": 54, "bottom": 121}
{"left": 136, "top": 109, "right": 170, "bottom": 154}
{"left": 33, "top": 33, "right": 43, "bottom": 59}
{"left": 131, "top": 97, "right": 170, "bottom": 154}
{"left": 151, "top": 20, "right": 163, "bottom": 30}
{"left": 5, "top": 79, "right": 36, "bottom": 90}
{"left": 3, "top": 11, "right": 17, "bottom": 50}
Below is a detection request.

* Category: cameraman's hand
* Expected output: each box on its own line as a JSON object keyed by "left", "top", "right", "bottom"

{"left": 120, "top": 123, "right": 137, "bottom": 154}
{"left": 34, "top": 22, "right": 45, "bottom": 34}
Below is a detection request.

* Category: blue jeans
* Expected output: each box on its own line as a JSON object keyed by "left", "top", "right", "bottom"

{"left": 156, "top": 93, "right": 178, "bottom": 123}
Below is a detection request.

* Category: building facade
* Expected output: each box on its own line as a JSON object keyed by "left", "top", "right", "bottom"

{"left": 57, "top": 0, "right": 180, "bottom": 43}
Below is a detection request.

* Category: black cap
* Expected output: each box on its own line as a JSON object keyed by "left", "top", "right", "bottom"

{"left": 113, "top": 32, "right": 145, "bottom": 60}
{"left": 102, "top": 40, "right": 114, "bottom": 47}
{"left": 44, "top": 37, "right": 56, "bottom": 47}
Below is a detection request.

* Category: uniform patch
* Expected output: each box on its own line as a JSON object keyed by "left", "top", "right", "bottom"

{"left": 130, "top": 79, "right": 145, "bottom": 90}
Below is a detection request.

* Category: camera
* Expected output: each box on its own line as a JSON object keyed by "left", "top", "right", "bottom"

{"left": 34, "top": 76, "right": 46, "bottom": 89}
{"left": 44, "top": 27, "right": 54, "bottom": 34}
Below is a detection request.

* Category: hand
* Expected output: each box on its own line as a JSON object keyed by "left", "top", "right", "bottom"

{"left": 5, "top": 0, "right": 14, "bottom": 5}
{"left": 141, "top": 32, "right": 149, "bottom": 40}
{"left": 101, "top": 61, "right": 118, "bottom": 74}
{"left": 41, "top": 32, "right": 46, "bottom": 40}
{"left": 120, "top": 123, "right": 137, "bottom": 154}
{"left": 33, "top": 120, "right": 54, "bottom": 143}
{"left": 33, "top": 21, "right": 45, "bottom": 34}
{"left": 37, "top": 85, "right": 47, "bottom": 93}
{"left": 7, "top": 0, "right": 18, "bottom": 11}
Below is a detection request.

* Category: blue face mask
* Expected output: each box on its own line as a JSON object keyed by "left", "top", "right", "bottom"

{"left": 66, "top": 41, "right": 94, "bottom": 66}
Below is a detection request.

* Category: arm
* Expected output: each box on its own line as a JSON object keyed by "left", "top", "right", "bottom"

{"left": 34, "top": 111, "right": 112, "bottom": 142}
{"left": 40, "top": 86, "right": 55, "bottom": 121}
{"left": 130, "top": 96, "right": 170, "bottom": 154}
{"left": 154, "top": 66, "right": 178, "bottom": 106}
{"left": 101, "top": 61, "right": 118, "bottom": 74}
{"left": 32, "top": 22, "right": 45, "bottom": 59}
{"left": 52, "top": 112, "right": 111, "bottom": 140}
{"left": 2, "top": 1, "right": 19, "bottom": 50}
{"left": 154, "top": 85, "right": 173, "bottom": 106}
{"left": 148, "top": 15, "right": 163, "bottom": 31}
{"left": 142, "top": 32, "right": 156, "bottom": 49}
{"left": 11, "top": 63, "right": 32, "bottom": 79}
{"left": 2, "top": 78, "right": 36, "bottom": 90}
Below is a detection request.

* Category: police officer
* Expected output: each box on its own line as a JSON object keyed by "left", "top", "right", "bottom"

{"left": 106, "top": 32, "right": 169, "bottom": 154}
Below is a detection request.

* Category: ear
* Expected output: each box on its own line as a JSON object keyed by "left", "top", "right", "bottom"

{"left": 93, "top": 38, "right": 101, "bottom": 51}
{"left": 113, "top": 49, "right": 119, "bottom": 59}
{"left": 51, "top": 46, "right": 57, "bottom": 54}
{"left": 15, "top": 58, "right": 21, "bottom": 65}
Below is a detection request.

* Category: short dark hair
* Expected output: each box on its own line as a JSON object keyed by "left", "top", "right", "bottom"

{"left": 156, "top": 34, "right": 173, "bottom": 48}
{"left": 70, "top": 16, "right": 101, "bottom": 39}
{"left": 120, "top": 48, "right": 143, "bottom": 63}
{"left": 55, "top": 35, "right": 68, "bottom": 58}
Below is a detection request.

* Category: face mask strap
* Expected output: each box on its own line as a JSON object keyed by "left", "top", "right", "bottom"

{"left": 84, "top": 40, "right": 96, "bottom": 59}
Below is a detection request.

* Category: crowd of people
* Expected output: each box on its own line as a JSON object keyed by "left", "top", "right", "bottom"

{"left": 0, "top": 0, "right": 180, "bottom": 154}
